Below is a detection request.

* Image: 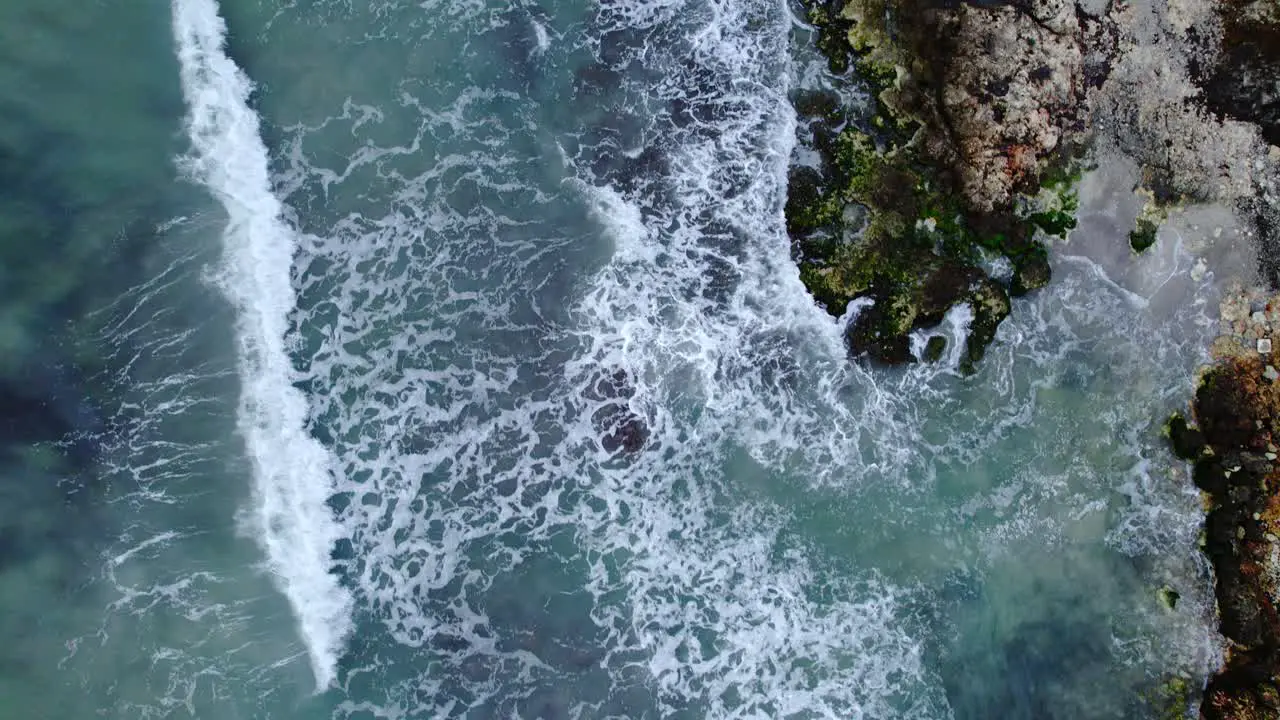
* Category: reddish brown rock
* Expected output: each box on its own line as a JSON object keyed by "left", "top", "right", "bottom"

{"left": 1177, "top": 335, "right": 1280, "bottom": 719}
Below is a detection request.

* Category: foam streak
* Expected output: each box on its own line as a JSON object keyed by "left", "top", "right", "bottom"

{"left": 170, "top": 0, "right": 353, "bottom": 690}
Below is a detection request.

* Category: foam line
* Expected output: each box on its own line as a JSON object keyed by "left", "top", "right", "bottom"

{"left": 170, "top": 0, "right": 353, "bottom": 690}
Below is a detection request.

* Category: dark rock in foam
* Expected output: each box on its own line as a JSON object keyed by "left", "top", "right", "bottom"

{"left": 584, "top": 369, "right": 649, "bottom": 455}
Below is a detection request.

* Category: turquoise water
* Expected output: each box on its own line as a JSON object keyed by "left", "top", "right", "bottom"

{"left": 0, "top": 0, "right": 1223, "bottom": 717}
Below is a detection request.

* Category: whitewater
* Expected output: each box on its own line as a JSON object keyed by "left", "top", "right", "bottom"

{"left": 0, "top": 0, "right": 1234, "bottom": 716}
{"left": 171, "top": 0, "right": 353, "bottom": 689}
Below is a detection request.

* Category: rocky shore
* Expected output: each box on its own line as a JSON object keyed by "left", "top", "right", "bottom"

{"left": 791, "top": 0, "right": 1280, "bottom": 715}
{"left": 791, "top": 0, "right": 1078, "bottom": 370}
{"left": 1170, "top": 286, "right": 1280, "bottom": 719}
{"left": 792, "top": 0, "right": 1279, "bottom": 368}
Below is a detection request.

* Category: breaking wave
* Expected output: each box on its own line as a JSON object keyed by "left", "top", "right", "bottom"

{"left": 171, "top": 0, "right": 354, "bottom": 689}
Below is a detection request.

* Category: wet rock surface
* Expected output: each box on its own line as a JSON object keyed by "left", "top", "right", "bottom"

{"left": 791, "top": 0, "right": 1075, "bottom": 370}
{"left": 908, "top": 0, "right": 1090, "bottom": 213}
{"left": 792, "top": 0, "right": 1280, "bottom": 714}
{"left": 1171, "top": 287, "right": 1280, "bottom": 720}
{"left": 1195, "top": 0, "right": 1280, "bottom": 147}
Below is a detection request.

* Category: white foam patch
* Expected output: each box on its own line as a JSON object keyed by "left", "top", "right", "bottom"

{"left": 532, "top": 19, "right": 551, "bottom": 53}
{"left": 908, "top": 303, "right": 974, "bottom": 371}
{"left": 558, "top": 0, "right": 947, "bottom": 713}
{"left": 170, "top": 0, "right": 353, "bottom": 690}
{"left": 261, "top": 0, "right": 1222, "bottom": 713}
{"left": 260, "top": 0, "right": 940, "bottom": 712}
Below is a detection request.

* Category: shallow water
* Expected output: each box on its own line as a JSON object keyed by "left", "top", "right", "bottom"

{"left": 0, "top": 0, "right": 1227, "bottom": 717}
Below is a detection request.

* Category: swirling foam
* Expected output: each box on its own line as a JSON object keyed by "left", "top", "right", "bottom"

{"left": 268, "top": 0, "right": 1220, "bottom": 714}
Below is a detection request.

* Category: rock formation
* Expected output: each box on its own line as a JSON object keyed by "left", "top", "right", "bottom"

{"left": 792, "top": 0, "right": 1078, "bottom": 370}
{"left": 793, "top": 0, "right": 1280, "bottom": 715}
{"left": 793, "top": 0, "right": 1280, "bottom": 370}
{"left": 1170, "top": 286, "right": 1280, "bottom": 719}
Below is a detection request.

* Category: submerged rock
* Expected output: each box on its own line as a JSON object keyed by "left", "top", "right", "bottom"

{"left": 1147, "top": 676, "right": 1196, "bottom": 720}
{"left": 584, "top": 369, "right": 649, "bottom": 455}
{"left": 596, "top": 408, "right": 649, "bottom": 454}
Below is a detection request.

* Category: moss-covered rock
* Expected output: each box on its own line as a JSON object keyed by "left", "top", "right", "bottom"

{"left": 962, "top": 276, "right": 1012, "bottom": 370}
{"left": 789, "top": 126, "right": 1009, "bottom": 366}
{"left": 791, "top": 0, "right": 1085, "bottom": 371}
{"left": 1129, "top": 217, "right": 1160, "bottom": 253}
{"left": 1129, "top": 192, "right": 1167, "bottom": 253}
{"left": 923, "top": 335, "right": 947, "bottom": 363}
{"left": 840, "top": 255, "right": 1012, "bottom": 368}
{"left": 1164, "top": 411, "right": 1208, "bottom": 461}
{"left": 1145, "top": 675, "right": 1194, "bottom": 720}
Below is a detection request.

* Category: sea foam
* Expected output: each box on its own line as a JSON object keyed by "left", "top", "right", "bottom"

{"left": 219, "top": 0, "right": 1220, "bottom": 712}
{"left": 170, "top": 0, "right": 353, "bottom": 690}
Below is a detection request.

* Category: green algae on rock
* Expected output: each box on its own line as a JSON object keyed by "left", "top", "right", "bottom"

{"left": 791, "top": 0, "right": 1081, "bottom": 369}
{"left": 1164, "top": 411, "right": 1209, "bottom": 462}
{"left": 1129, "top": 217, "right": 1160, "bottom": 254}
{"left": 1158, "top": 585, "right": 1181, "bottom": 611}
{"left": 1144, "top": 675, "right": 1195, "bottom": 720}
{"left": 922, "top": 335, "right": 947, "bottom": 363}
{"left": 1128, "top": 191, "right": 1169, "bottom": 254}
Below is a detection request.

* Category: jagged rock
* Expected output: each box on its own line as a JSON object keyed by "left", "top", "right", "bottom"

{"left": 1011, "top": 248, "right": 1052, "bottom": 296}
{"left": 1178, "top": 352, "right": 1280, "bottom": 720}
{"left": 1196, "top": 0, "right": 1280, "bottom": 146}
{"left": 917, "top": 1, "right": 1087, "bottom": 213}
{"left": 790, "top": 0, "right": 1095, "bottom": 373}
{"left": 1165, "top": 412, "right": 1207, "bottom": 460}
{"left": 1096, "top": 43, "right": 1265, "bottom": 205}
{"left": 1129, "top": 219, "right": 1158, "bottom": 253}
{"left": 923, "top": 335, "right": 947, "bottom": 363}
{"left": 845, "top": 260, "right": 1009, "bottom": 369}
{"left": 845, "top": 294, "right": 917, "bottom": 365}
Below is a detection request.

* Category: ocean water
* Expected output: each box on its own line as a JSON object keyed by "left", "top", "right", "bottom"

{"left": 0, "top": 0, "right": 1227, "bottom": 718}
